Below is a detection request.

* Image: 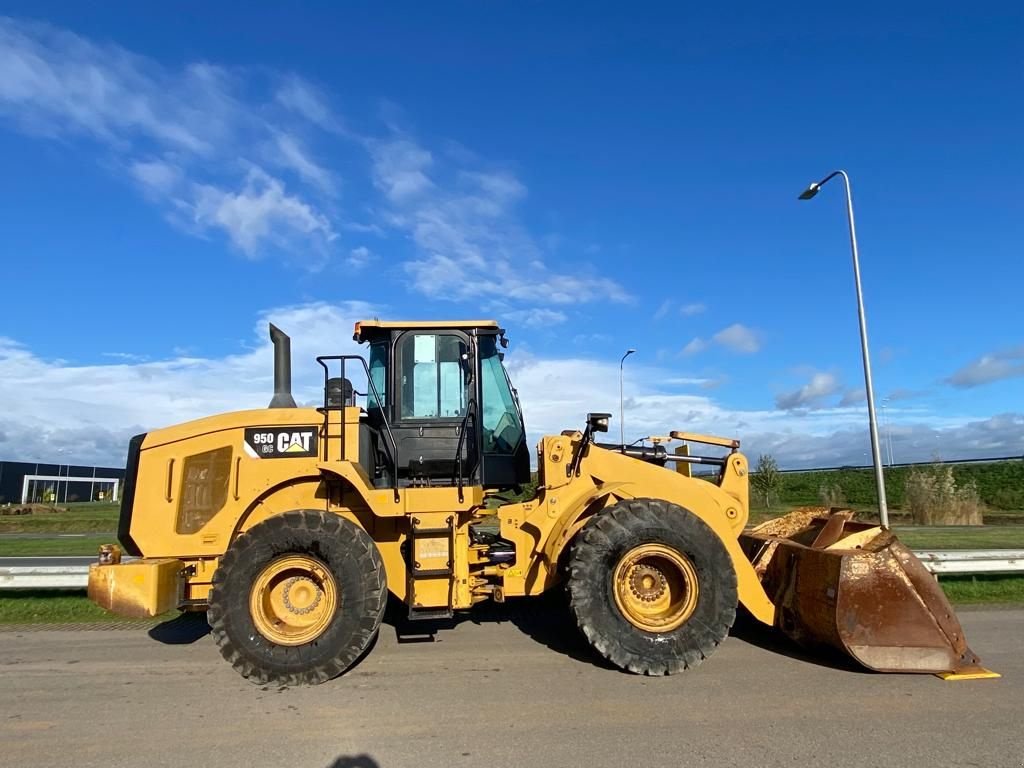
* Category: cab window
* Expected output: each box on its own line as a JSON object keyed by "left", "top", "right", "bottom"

{"left": 479, "top": 336, "right": 524, "bottom": 454}
{"left": 368, "top": 341, "right": 387, "bottom": 412}
{"left": 399, "top": 333, "right": 468, "bottom": 420}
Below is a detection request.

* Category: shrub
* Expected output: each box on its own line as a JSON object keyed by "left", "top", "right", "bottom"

{"left": 987, "top": 486, "right": 1024, "bottom": 511}
{"left": 904, "top": 463, "right": 984, "bottom": 525}
{"left": 818, "top": 481, "right": 846, "bottom": 508}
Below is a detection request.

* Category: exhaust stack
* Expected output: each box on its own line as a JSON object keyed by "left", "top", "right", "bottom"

{"left": 268, "top": 323, "right": 297, "bottom": 408}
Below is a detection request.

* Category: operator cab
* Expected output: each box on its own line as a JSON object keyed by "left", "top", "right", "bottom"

{"left": 348, "top": 320, "right": 530, "bottom": 491}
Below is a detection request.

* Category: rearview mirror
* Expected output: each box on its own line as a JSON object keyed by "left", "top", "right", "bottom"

{"left": 587, "top": 412, "right": 611, "bottom": 433}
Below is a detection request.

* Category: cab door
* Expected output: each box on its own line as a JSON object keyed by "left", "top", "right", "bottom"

{"left": 391, "top": 330, "right": 475, "bottom": 485}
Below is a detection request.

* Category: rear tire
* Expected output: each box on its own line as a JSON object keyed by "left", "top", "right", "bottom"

{"left": 567, "top": 498, "right": 737, "bottom": 675}
{"left": 208, "top": 510, "right": 386, "bottom": 685}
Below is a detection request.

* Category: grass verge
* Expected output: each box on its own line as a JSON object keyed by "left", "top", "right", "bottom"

{"left": 0, "top": 590, "right": 140, "bottom": 624}
{"left": 938, "top": 575, "right": 1024, "bottom": 604}
{"left": 0, "top": 536, "right": 113, "bottom": 557}
{"left": 894, "top": 527, "right": 1024, "bottom": 550}
{"left": 0, "top": 502, "right": 120, "bottom": 534}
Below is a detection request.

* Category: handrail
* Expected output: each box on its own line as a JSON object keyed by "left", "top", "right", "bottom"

{"left": 453, "top": 399, "right": 476, "bottom": 503}
{"left": 316, "top": 355, "right": 400, "bottom": 502}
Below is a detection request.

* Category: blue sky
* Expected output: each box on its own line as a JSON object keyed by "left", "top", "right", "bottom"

{"left": 1, "top": 3, "right": 1022, "bottom": 467}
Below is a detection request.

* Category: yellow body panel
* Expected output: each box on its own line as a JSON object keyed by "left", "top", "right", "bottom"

{"left": 127, "top": 407, "right": 327, "bottom": 558}
{"left": 493, "top": 436, "right": 774, "bottom": 624}
{"left": 87, "top": 558, "right": 182, "bottom": 618}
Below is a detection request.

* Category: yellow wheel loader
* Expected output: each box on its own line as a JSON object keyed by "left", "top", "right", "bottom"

{"left": 88, "top": 320, "right": 995, "bottom": 684}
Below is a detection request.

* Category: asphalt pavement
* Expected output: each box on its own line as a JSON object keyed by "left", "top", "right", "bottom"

{"left": 1, "top": 605, "right": 1020, "bottom": 768}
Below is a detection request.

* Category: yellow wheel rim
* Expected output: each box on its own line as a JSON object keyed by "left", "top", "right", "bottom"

{"left": 249, "top": 555, "right": 338, "bottom": 646}
{"left": 613, "top": 543, "right": 699, "bottom": 633}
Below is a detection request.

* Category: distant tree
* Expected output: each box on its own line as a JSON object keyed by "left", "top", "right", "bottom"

{"left": 751, "top": 454, "right": 782, "bottom": 508}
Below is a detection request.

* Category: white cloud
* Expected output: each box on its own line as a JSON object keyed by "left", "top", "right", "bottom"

{"left": 839, "top": 388, "right": 866, "bottom": 407}
{"left": 0, "top": 18, "right": 217, "bottom": 153}
{"left": 2, "top": 310, "right": 1021, "bottom": 470}
{"left": 369, "top": 137, "right": 435, "bottom": 202}
{"left": 776, "top": 372, "right": 841, "bottom": 410}
{"left": 368, "top": 133, "right": 630, "bottom": 307}
{"left": 347, "top": 246, "right": 375, "bottom": 270}
{"left": 274, "top": 76, "right": 337, "bottom": 130}
{"left": 663, "top": 376, "right": 716, "bottom": 387}
{"left": 186, "top": 168, "right": 337, "bottom": 257}
{"left": 506, "top": 353, "right": 1024, "bottom": 467}
{"left": 273, "top": 132, "right": 335, "bottom": 193}
{"left": 129, "top": 158, "right": 184, "bottom": 196}
{"left": 101, "top": 352, "right": 149, "bottom": 362}
{"left": 0, "top": 301, "right": 376, "bottom": 467}
{"left": 887, "top": 388, "right": 926, "bottom": 401}
{"left": 655, "top": 300, "right": 705, "bottom": 321}
{"left": 0, "top": 17, "right": 337, "bottom": 260}
{"left": 505, "top": 308, "right": 568, "bottom": 328}
{"left": 712, "top": 323, "right": 761, "bottom": 354}
{"left": 458, "top": 169, "right": 526, "bottom": 205}
{"left": 1, "top": 17, "right": 633, "bottom": 319}
{"left": 681, "top": 337, "right": 707, "bottom": 356}
{"left": 572, "top": 333, "right": 612, "bottom": 346}
{"left": 946, "top": 346, "right": 1024, "bottom": 388}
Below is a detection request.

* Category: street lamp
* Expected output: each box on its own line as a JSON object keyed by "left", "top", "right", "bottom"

{"left": 619, "top": 349, "right": 636, "bottom": 446}
{"left": 799, "top": 170, "right": 890, "bottom": 528}
{"left": 881, "top": 397, "right": 895, "bottom": 466}
{"left": 56, "top": 447, "right": 66, "bottom": 505}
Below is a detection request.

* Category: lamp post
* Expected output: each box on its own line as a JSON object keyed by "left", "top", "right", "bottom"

{"left": 799, "top": 170, "right": 889, "bottom": 528}
{"left": 56, "top": 447, "right": 66, "bottom": 505}
{"left": 619, "top": 349, "right": 636, "bottom": 446}
{"left": 881, "top": 397, "right": 895, "bottom": 466}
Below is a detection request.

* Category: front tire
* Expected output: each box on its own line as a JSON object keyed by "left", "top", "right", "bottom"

{"left": 567, "top": 498, "right": 737, "bottom": 675}
{"left": 208, "top": 510, "right": 386, "bottom": 685}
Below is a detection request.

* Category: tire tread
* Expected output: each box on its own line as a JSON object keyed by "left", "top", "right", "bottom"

{"left": 567, "top": 497, "right": 737, "bottom": 676}
{"left": 208, "top": 510, "right": 386, "bottom": 686}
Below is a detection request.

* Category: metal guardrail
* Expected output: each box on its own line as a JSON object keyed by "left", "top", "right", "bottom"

{"left": 0, "top": 566, "right": 88, "bottom": 589}
{"left": 914, "top": 549, "right": 1024, "bottom": 575}
{"left": 1, "top": 550, "right": 1023, "bottom": 590}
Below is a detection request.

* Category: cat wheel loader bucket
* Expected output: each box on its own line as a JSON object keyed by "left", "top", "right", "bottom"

{"left": 740, "top": 508, "right": 997, "bottom": 678}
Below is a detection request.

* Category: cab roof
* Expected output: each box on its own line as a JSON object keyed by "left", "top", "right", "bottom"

{"left": 353, "top": 319, "right": 501, "bottom": 342}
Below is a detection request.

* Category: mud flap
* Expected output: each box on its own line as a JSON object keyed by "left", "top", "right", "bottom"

{"left": 740, "top": 509, "right": 997, "bottom": 677}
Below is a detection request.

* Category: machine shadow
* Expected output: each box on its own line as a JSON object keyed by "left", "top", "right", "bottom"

{"left": 143, "top": 600, "right": 866, "bottom": 675}
{"left": 325, "top": 756, "right": 379, "bottom": 768}
{"left": 727, "top": 609, "right": 868, "bottom": 674}
{"left": 148, "top": 611, "right": 212, "bottom": 645}
{"left": 383, "top": 591, "right": 617, "bottom": 671}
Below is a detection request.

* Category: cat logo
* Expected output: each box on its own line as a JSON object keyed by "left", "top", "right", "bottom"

{"left": 243, "top": 426, "right": 318, "bottom": 459}
{"left": 279, "top": 432, "right": 312, "bottom": 453}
